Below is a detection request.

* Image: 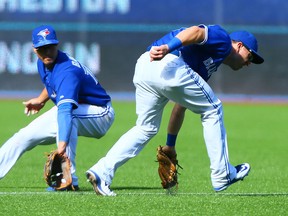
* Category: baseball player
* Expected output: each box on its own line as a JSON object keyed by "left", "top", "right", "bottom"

{"left": 85, "top": 24, "right": 264, "bottom": 196}
{"left": 162, "top": 28, "right": 265, "bottom": 173}
{"left": 0, "top": 25, "right": 115, "bottom": 191}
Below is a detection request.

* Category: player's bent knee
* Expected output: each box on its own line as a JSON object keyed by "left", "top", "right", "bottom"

{"left": 137, "top": 125, "right": 158, "bottom": 138}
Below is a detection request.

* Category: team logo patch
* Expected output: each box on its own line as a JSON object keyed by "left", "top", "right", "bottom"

{"left": 51, "top": 91, "right": 57, "bottom": 98}
{"left": 37, "top": 28, "right": 50, "bottom": 39}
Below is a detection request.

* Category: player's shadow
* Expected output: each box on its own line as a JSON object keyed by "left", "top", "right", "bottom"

{"left": 112, "top": 186, "right": 160, "bottom": 191}
{"left": 78, "top": 185, "right": 160, "bottom": 192}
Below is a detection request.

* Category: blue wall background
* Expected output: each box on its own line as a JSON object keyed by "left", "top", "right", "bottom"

{"left": 0, "top": 0, "right": 287, "bottom": 97}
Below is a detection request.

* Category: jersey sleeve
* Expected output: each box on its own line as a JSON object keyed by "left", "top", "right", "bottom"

{"left": 205, "top": 25, "right": 231, "bottom": 50}
{"left": 57, "top": 103, "right": 73, "bottom": 142}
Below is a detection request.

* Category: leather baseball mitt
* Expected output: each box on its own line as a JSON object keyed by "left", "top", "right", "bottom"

{"left": 156, "top": 145, "right": 182, "bottom": 189}
{"left": 44, "top": 150, "right": 73, "bottom": 190}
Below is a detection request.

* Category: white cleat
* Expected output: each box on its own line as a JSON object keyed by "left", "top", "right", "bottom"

{"left": 214, "top": 163, "right": 251, "bottom": 192}
{"left": 86, "top": 170, "right": 116, "bottom": 196}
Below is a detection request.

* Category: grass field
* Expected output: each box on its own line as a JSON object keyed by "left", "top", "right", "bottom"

{"left": 0, "top": 99, "right": 288, "bottom": 215}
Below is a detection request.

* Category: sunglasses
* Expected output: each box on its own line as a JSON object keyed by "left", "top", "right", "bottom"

{"left": 243, "top": 44, "right": 254, "bottom": 62}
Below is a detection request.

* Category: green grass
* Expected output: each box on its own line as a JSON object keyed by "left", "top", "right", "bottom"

{"left": 0, "top": 100, "right": 288, "bottom": 215}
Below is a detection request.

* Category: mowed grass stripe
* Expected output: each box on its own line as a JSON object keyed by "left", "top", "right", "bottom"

{"left": 1, "top": 191, "right": 288, "bottom": 196}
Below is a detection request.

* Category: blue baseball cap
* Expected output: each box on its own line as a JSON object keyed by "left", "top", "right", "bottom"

{"left": 230, "top": 31, "right": 264, "bottom": 64}
{"left": 32, "top": 25, "right": 59, "bottom": 48}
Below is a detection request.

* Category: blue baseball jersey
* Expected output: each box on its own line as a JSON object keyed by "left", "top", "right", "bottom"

{"left": 37, "top": 51, "right": 111, "bottom": 108}
{"left": 147, "top": 24, "right": 232, "bottom": 81}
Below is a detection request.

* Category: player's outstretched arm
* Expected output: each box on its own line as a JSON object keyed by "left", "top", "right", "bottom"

{"left": 176, "top": 25, "right": 205, "bottom": 46}
{"left": 23, "top": 88, "right": 50, "bottom": 116}
{"left": 168, "top": 104, "right": 187, "bottom": 136}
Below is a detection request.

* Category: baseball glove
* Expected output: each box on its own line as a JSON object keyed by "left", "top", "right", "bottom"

{"left": 44, "top": 150, "right": 73, "bottom": 190}
{"left": 156, "top": 145, "right": 182, "bottom": 189}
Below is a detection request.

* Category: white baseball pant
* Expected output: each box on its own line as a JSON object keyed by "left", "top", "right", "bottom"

{"left": 89, "top": 52, "right": 236, "bottom": 189}
{"left": 0, "top": 103, "right": 114, "bottom": 186}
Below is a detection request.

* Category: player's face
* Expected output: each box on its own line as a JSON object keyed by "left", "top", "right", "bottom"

{"left": 240, "top": 44, "right": 253, "bottom": 65}
{"left": 34, "top": 44, "right": 58, "bottom": 69}
{"left": 232, "top": 43, "right": 253, "bottom": 70}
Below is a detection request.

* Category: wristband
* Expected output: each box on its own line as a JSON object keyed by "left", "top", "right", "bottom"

{"left": 166, "top": 134, "right": 177, "bottom": 147}
{"left": 167, "top": 37, "right": 182, "bottom": 52}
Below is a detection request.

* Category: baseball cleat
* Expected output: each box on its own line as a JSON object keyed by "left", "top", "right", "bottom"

{"left": 214, "top": 163, "right": 251, "bottom": 192}
{"left": 86, "top": 170, "right": 116, "bottom": 196}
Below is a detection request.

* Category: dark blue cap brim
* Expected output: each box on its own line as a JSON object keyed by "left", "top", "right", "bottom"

{"left": 249, "top": 49, "right": 264, "bottom": 64}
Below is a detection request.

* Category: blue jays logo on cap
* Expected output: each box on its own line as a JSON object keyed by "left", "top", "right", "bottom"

{"left": 32, "top": 25, "right": 59, "bottom": 48}
{"left": 37, "top": 28, "right": 50, "bottom": 39}
{"left": 229, "top": 31, "right": 264, "bottom": 64}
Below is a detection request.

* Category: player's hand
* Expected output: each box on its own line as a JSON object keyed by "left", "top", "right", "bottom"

{"left": 23, "top": 98, "right": 45, "bottom": 116}
{"left": 57, "top": 141, "right": 67, "bottom": 156}
{"left": 150, "top": 45, "right": 169, "bottom": 62}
